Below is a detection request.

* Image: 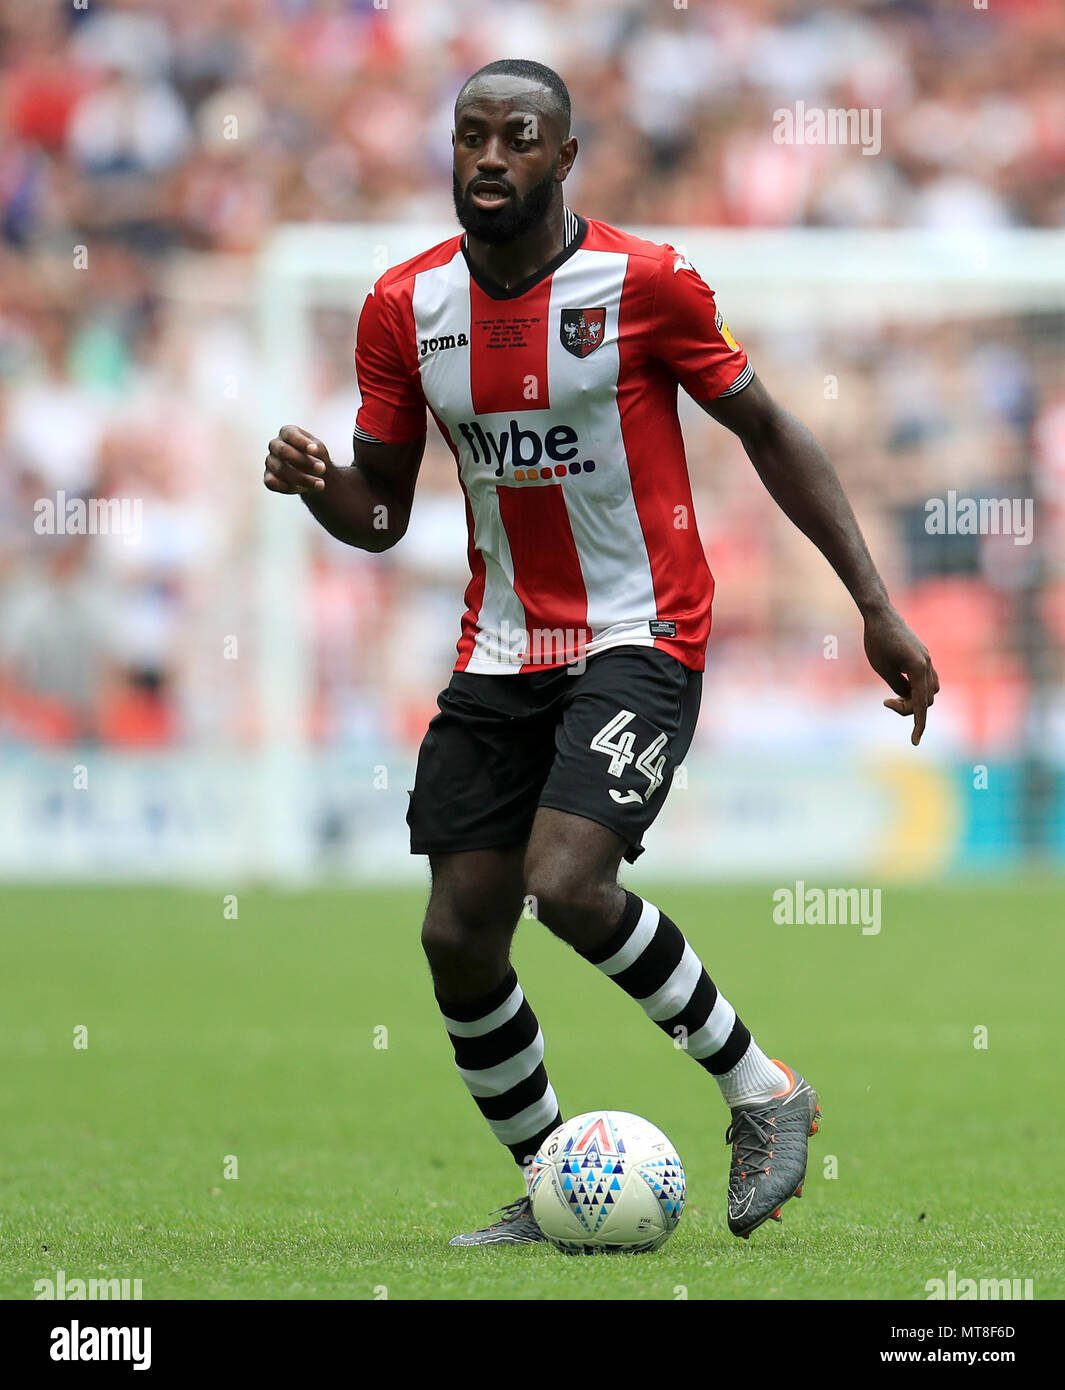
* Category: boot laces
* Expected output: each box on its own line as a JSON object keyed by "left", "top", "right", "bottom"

{"left": 487, "top": 1196, "right": 531, "bottom": 1225}
{"left": 725, "top": 1110, "right": 775, "bottom": 1176}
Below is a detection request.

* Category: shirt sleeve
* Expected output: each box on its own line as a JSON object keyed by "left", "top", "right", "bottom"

{"left": 353, "top": 281, "right": 427, "bottom": 444}
{"left": 651, "top": 245, "right": 754, "bottom": 402}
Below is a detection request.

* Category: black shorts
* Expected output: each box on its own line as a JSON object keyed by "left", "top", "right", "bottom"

{"left": 407, "top": 645, "right": 702, "bottom": 863}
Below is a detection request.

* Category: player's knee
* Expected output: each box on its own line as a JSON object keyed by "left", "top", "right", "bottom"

{"left": 420, "top": 911, "right": 474, "bottom": 970}
{"left": 420, "top": 909, "right": 513, "bottom": 1004}
{"left": 420, "top": 897, "right": 512, "bottom": 969}
{"left": 524, "top": 858, "right": 612, "bottom": 935}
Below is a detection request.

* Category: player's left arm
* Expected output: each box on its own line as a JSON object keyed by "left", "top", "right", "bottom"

{"left": 701, "top": 375, "right": 940, "bottom": 746}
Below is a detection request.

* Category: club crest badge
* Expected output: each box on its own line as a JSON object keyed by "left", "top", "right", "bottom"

{"left": 560, "top": 308, "right": 606, "bottom": 358}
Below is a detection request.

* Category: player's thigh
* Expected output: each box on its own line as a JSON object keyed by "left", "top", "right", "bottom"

{"left": 536, "top": 646, "right": 702, "bottom": 866}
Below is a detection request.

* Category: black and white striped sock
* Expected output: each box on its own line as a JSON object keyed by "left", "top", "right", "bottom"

{"left": 581, "top": 891, "right": 788, "bottom": 1108}
{"left": 436, "top": 967, "right": 562, "bottom": 1173}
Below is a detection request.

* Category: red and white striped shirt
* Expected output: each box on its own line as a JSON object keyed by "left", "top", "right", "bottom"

{"left": 354, "top": 212, "right": 752, "bottom": 674}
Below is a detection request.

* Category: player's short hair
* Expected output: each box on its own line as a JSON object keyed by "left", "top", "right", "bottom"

{"left": 456, "top": 59, "right": 571, "bottom": 136}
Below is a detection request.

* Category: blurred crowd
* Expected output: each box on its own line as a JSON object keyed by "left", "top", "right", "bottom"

{"left": 1, "top": 0, "right": 1064, "bottom": 758}
{"left": 5, "top": 0, "right": 1065, "bottom": 247}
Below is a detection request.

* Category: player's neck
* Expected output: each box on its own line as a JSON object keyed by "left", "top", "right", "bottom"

{"left": 464, "top": 204, "right": 566, "bottom": 293}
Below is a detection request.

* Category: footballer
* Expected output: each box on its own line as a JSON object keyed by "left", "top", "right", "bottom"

{"left": 264, "top": 60, "right": 939, "bottom": 1243}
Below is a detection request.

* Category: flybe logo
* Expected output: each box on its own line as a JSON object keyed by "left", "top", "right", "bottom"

{"left": 456, "top": 419, "right": 597, "bottom": 483}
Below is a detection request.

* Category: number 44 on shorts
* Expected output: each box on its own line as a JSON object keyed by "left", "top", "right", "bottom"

{"left": 589, "top": 710, "right": 668, "bottom": 805}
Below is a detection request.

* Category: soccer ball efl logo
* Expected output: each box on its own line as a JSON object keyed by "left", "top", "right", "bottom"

{"left": 529, "top": 1111, "right": 685, "bottom": 1254}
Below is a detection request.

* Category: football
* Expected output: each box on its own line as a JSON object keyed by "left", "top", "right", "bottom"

{"left": 528, "top": 1111, "right": 685, "bottom": 1254}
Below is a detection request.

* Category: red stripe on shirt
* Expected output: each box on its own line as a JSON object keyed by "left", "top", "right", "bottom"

{"left": 614, "top": 252, "right": 714, "bottom": 671}
{"left": 469, "top": 280, "right": 552, "bottom": 415}
{"left": 355, "top": 274, "right": 427, "bottom": 443}
{"left": 496, "top": 483, "right": 589, "bottom": 669}
{"left": 455, "top": 483, "right": 487, "bottom": 672}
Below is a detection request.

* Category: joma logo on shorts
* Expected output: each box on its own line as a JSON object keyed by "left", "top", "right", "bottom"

{"left": 420, "top": 333, "right": 469, "bottom": 357}
{"left": 456, "top": 419, "right": 597, "bottom": 484}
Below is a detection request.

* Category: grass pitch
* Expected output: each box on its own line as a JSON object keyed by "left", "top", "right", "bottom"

{"left": 1, "top": 880, "right": 1060, "bottom": 1301}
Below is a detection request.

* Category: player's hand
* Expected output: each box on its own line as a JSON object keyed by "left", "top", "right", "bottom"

{"left": 264, "top": 426, "right": 332, "bottom": 495}
{"left": 862, "top": 605, "right": 940, "bottom": 746}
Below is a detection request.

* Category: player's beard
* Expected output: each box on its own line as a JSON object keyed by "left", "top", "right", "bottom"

{"left": 453, "top": 165, "right": 557, "bottom": 244}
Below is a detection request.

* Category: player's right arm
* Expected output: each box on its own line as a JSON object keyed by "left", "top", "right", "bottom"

{"left": 264, "top": 427, "right": 425, "bottom": 552}
{"left": 263, "top": 275, "right": 427, "bottom": 551}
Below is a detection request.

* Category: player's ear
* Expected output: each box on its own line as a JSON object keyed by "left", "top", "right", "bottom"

{"left": 557, "top": 135, "right": 578, "bottom": 182}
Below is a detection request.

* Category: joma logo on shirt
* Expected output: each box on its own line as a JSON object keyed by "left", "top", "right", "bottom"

{"left": 419, "top": 333, "right": 469, "bottom": 357}
{"left": 456, "top": 419, "right": 597, "bottom": 483}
